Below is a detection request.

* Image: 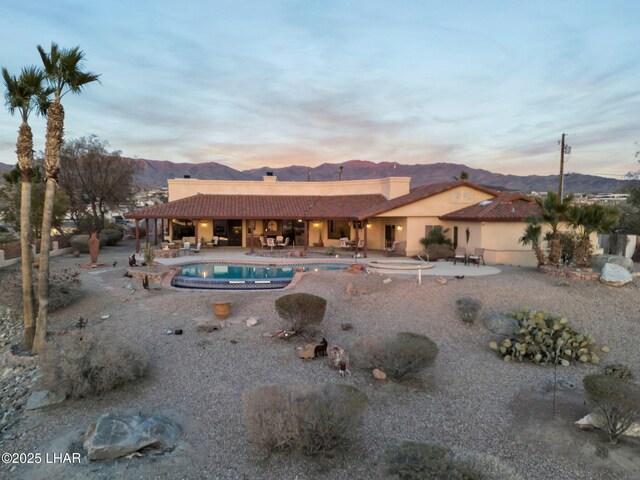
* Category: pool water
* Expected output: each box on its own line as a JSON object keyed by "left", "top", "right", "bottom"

{"left": 172, "top": 262, "right": 349, "bottom": 290}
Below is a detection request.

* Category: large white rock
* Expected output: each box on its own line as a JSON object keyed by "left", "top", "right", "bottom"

{"left": 483, "top": 313, "right": 520, "bottom": 336}
{"left": 600, "top": 263, "right": 633, "bottom": 287}
{"left": 575, "top": 412, "right": 640, "bottom": 438}
{"left": 592, "top": 254, "right": 634, "bottom": 272}
{"left": 84, "top": 413, "right": 180, "bottom": 460}
{"left": 25, "top": 390, "right": 66, "bottom": 410}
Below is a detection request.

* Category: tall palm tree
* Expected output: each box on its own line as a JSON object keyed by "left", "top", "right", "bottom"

{"left": 536, "top": 192, "right": 574, "bottom": 265}
{"left": 567, "top": 204, "right": 620, "bottom": 267}
{"left": 519, "top": 217, "right": 546, "bottom": 266}
{"left": 2, "top": 66, "right": 50, "bottom": 351}
{"left": 34, "top": 43, "right": 99, "bottom": 352}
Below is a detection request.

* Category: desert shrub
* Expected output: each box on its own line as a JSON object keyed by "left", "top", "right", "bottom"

{"left": 381, "top": 442, "right": 522, "bottom": 480}
{"left": 604, "top": 363, "right": 634, "bottom": 380}
{"left": 325, "top": 245, "right": 336, "bottom": 256}
{"left": 275, "top": 293, "right": 327, "bottom": 335}
{"left": 98, "top": 228, "right": 123, "bottom": 246}
{"left": 455, "top": 297, "right": 482, "bottom": 324}
{"left": 488, "top": 309, "right": 607, "bottom": 366}
{"left": 419, "top": 226, "right": 452, "bottom": 247}
{"left": 423, "top": 244, "right": 454, "bottom": 261}
{"left": 558, "top": 231, "right": 579, "bottom": 266}
{"left": 69, "top": 234, "right": 91, "bottom": 253}
{"left": 38, "top": 331, "right": 149, "bottom": 398}
{"left": 243, "top": 383, "right": 368, "bottom": 455}
{"left": 49, "top": 268, "right": 82, "bottom": 311}
{"left": 351, "top": 332, "right": 439, "bottom": 382}
{"left": 583, "top": 374, "right": 640, "bottom": 443}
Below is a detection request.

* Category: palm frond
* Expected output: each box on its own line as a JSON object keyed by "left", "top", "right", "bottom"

{"left": 37, "top": 42, "right": 100, "bottom": 98}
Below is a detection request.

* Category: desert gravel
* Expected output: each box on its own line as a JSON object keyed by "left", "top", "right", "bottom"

{"left": 1, "top": 240, "right": 639, "bottom": 480}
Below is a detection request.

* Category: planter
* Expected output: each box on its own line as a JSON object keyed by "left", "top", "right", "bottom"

{"left": 212, "top": 302, "right": 231, "bottom": 320}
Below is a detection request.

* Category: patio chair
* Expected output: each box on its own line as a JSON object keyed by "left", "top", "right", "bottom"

{"left": 279, "top": 237, "right": 290, "bottom": 248}
{"left": 267, "top": 237, "right": 276, "bottom": 252}
{"left": 355, "top": 238, "right": 365, "bottom": 250}
{"left": 212, "top": 236, "right": 219, "bottom": 246}
{"left": 467, "top": 248, "right": 485, "bottom": 267}
{"left": 339, "top": 237, "right": 350, "bottom": 250}
{"left": 259, "top": 236, "right": 267, "bottom": 250}
{"left": 190, "top": 242, "right": 201, "bottom": 254}
{"left": 453, "top": 248, "right": 466, "bottom": 265}
{"left": 384, "top": 240, "right": 399, "bottom": 257}
{"left": 179, "top": 241, "right": 191, "bottom": 256}
{"left": 276, "top": 235, "right": 284, "bottom": 245}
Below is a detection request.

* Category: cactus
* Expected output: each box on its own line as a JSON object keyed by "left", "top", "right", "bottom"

{"left": 488, "top": 308, "right": 607, "bottom": 366}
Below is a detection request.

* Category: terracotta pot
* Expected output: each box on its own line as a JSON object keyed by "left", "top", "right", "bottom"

{"left": 212, "top": 302, "right": 231, "bottom": 320}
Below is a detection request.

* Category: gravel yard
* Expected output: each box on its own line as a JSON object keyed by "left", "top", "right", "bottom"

{"left": 1, "top": 240, "right": 639, "bottom": 479}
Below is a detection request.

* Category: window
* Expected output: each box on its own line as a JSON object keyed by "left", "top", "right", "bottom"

{"left": 425, "top": 225, "right": 434, "bottom": 238}
{"left": 328, "top": 220, "right": 350, "bottom": 239}
{"left": 171, "top": 219, "right": 194, "bottom": 240}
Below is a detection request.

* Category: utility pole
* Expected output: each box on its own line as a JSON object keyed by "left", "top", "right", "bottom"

{"left": 558, "top": 133, "right": 566, "bottom": 198}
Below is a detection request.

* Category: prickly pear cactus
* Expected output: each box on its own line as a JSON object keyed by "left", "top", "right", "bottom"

{"left": 488, "top": 308, "right": 607, "bottom": 366}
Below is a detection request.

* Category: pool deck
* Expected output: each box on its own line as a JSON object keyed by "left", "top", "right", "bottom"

{"left": 150, "top": 247, "right": 501, "bottom": 277}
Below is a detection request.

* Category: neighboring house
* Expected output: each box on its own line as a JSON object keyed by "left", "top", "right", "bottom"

{"left": 125, "top": 174, "right": 546, "bottom": 265}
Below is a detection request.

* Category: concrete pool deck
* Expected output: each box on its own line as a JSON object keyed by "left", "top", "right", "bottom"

{"left": 150, "top": 247, "right": 501, "bottom": 277}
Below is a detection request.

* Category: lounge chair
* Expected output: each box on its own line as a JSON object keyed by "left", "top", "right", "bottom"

{"left": 467, "top": 248, "right": 485, "bottom": 267}
{"left": 279, "top": 237, "right": 290, "bottom": 248}
{"left": 180, "top": 241, "right": 191, "bottom": 256}
{"left": 190, "top": 242, "right": 201, "bottom": 254}
{"left": 354, "top": 238, "right": 365, "bottom": 250}
{"left": 212, "top": 236, "right": 219, "bottom": 246}
{"left": 385, "top": 240, "right": 399, "bottom": 257}
{"left": 276, "top": 235, "right": 284, "bottom": 245}
{"left": 259, "top": 236, "right": 267, "bottom": 250}
{"left": 453, "top": 248, "right": 466, "bottom": 265}
{"left": 339, "top": 237, "right": 350, "bottom": 250}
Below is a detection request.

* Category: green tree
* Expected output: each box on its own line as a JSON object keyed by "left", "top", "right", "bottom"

{"left": 519, "top": 217, "right": 546, "bottom": 266}
{"left": 34, "top": 42, "right": 99, "bottom": 353}
{"left": 459, "top": 170, "right": 469, "bottom": 180}
{"left": 536, "top": 192, "right": 574, "bottom": 265}
{"left": 59, "top": 136, "right": 139, "bottom": 231}
{"left": 0, "top": 164, "right": 69, "bottom": 239}
{"left": 2, "top": 65, "right": 51, "bottom": 350}
{"left": 566, "top": 204, "right": 620, "bottom": 267}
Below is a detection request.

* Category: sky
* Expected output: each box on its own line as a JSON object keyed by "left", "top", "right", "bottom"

{"left": 1, "top": 0, "right": 639, "bottom": 177}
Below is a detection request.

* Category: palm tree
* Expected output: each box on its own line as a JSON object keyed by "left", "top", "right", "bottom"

{"left": 567, "top": 204, "right": 620, "bottom": 267}
{"left": 519, "top": 217, "right": 547, "bottom": 266}
{"left": 536, "top": 192, "right": 574, "bottom": 265}
{"left": 34, "top": 43, "right": 99, "bottom": 352}
{"left": 2, "top": 66, "right": 51, "bottom": 351}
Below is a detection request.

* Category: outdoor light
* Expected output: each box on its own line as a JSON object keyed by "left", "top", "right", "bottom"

{"left": 366, "top": 223, "right": 372, "bottom": 229}
{"left": 397, "top": 225, "right": 403, "bottom": 231}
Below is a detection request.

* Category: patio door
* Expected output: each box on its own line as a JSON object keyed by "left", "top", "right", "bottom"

{"left": 227, "top": 220, "right": 243, "bottom": 246}
{"left": 385, "top": 225, "right": 395, "bottom": 247}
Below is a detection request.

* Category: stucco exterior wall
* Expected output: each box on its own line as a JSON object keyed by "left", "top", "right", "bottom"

{"left": 168, "top": 176, "right": 411, "bottom": 202}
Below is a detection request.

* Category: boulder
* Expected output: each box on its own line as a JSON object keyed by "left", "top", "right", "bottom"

{"left": 297, "top": 344, "right": 317, "bottom": 359}
{"left": 84, "top": 413, "right": 180, "bottom": 460}
{"left": 25, "top": 389, "right": 66, "bottom": 410}
{"left": 246, "top": 317, "right": 259, "bottom": 327}
{"left": 483, "top": 312, "right": 520, "bottom": 336}
{"left": 600, "top": 263, "right": 633, "bottom": 287}
{"left": 591, "top": 254, "right": 633, "bottom": 272}
{"left": 575, "top": 412, "right": 640, "bottom": 438}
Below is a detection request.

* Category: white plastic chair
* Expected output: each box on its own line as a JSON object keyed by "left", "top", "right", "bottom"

{"left": 267, "top": 237, "right": 276, "bottom": 252}
{"left": 259, "top": 236, "right": 267, "bottom": 250}
{"left": 340, "top": 237, "right": 349, "bottom": 249}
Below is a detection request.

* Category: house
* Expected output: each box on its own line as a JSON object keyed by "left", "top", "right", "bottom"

{"left": 125, "top": 174, "right": 543, "bottom": 265}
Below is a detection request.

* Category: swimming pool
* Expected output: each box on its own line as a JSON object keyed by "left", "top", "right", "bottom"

{"left": 171, "top": 262, "right": 350, "bottom": 290}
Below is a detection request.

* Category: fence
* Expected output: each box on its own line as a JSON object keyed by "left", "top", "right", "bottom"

{"left": 0, "top": 235, "right": 73, "bottom": 268}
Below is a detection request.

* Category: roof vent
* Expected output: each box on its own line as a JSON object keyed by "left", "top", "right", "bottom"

{"left": 183, "top": 174, "right": 191, "bottom": 179}
{"left": 479, "top": 200, "right": 492, "bottom": 206}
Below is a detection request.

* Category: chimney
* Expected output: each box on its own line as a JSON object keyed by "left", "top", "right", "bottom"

{"left": 307, "top": 167, "right": 311, "bottom": 182}
{"left": 263, "top": 172, "right": 277, "bottom": 182}
{"left": 183, "top": 174, "right": 191, "bottom": 179}
{"left": 338, "top": 166, "right": 344, "bottom": 181}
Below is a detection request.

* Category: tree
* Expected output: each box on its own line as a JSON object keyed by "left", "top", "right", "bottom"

{"left": 566, "top": 204, "right": 620, "bottom": 267}
{"left": 59, "top": 136, "right": 139, "bottom": 231}
{"left": 459, "top": 170, "right": 469, "bottom": 180}
{"left": 2, "top": 65, "right": 51, "bottom": 350}
{"left": 0, "top": 163, "right": 69, "bottom": 239}
{"left": 34, "top": 43, "right": 99, "bottom": 353}
{"left": 519, "top": 217, "right": 546, "bottom": 266}
{"left": 536, "top": 192, "right": 574, "bottom": 265}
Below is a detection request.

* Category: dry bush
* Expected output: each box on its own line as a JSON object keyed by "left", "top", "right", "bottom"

{"left": 49, "top": 268, "right": 82, "bottom": 312}
{"left": 351, "top": 332, "right": 439, "bottom": 382}
{"left": 455, "top": 297, "right": 482, "bottom": 324}
{"left": 583, "top": 374, "right": 640, "bottom": 443}
{"left": 381, "top": 442, "right": 522, "bottom": 480}
{"left": 38, "top": 331, "right": 149, "bottom": 398}
{"left": 275, "top": 293, "right": 327, "bottom": 336}
{"left": 243, "top": 383, "right": 368, "bottom": 455}
{"left": 604, "top": 363, "right": 634, "bottom": 380}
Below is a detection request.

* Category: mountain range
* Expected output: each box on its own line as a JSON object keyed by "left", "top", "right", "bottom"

{"left": 0, "top": 158, "right": 628, "bottom": 193}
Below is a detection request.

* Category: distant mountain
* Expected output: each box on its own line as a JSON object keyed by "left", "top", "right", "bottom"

{"left": 0, "top": 158, "right": 628, "bottom": 194}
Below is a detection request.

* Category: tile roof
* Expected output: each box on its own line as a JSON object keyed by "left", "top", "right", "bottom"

{"left": 125, "top": 194, "right": 388, "bottom": 220}
{"left": 354, "top": 180, "right": 501, "bottom": 219}
{"left": 440, "top": 193, "right": 541, "bottom": 222}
